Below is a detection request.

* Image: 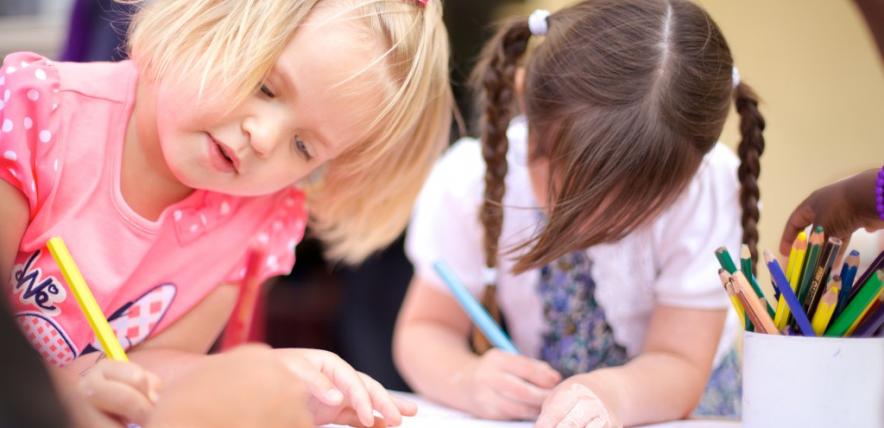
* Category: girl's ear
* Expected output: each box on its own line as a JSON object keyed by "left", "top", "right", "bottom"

{"left": 515, "top": 67, "right": 527, "bottom": 114}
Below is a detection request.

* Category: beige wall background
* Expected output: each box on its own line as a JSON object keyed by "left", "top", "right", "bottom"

{"left": 522, "top": 0, "right": 884, "bottom": 286}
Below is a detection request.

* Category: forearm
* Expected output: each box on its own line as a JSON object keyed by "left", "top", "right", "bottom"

{"left": 394, "top": 320, "right": 478, "bottom": 411}
{"left": 573, "top": 351, "right": 709, "bottom": 426}
{"left": 62, "top": 348, "right": 207, "bottom": 385}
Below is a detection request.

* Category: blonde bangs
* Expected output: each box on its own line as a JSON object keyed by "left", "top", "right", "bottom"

{"left": 126, "top": 0, "right": 453, "bottom": 264}
{"left": 308, "top": 0, "right": 453, "bottom": 263}
{"left": 127, "top": 0, "right": 317, "bottom": 105}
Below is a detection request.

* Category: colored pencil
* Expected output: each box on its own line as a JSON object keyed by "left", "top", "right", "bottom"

{"left": 764, "top": 251, "right": 815, "bottom": 336}
{"left": 715, "top": 247, "right": 738, "bottom": 274}
{"left": 784, "top": 231, "right": 808, "bottom": 284}
{"left": 46, "top": 237, "right": 128, "bottom": 361}
{"left": 805, "top": 237, "right": 841, "bottom": 318}
{"left": 219, "top": 251, "right": 263, "bottom": 350}
{"left": 846, "top": 284, "right": 882, "bottom": 336}
{"left": 715, "top": 247, "right": 751, "bottom": 330}
{"left": 718, "top": 269, "right": 746, "bottom": 329}
{"left": 811, "top": 275, "right": 840, "bottom": 335}
{"left": 847, "top": 250, "right": 884, "bottom": 303}
{"left": 853, "top": 292, "right": 884, "bottom": 337}
{"left": 741, "top": 245, "right": 775, "bottom": 316}
{"left": 775, "top": 232, "right": 807, "bottom": 329}
{"left": 834, "top": 250, "right": 860, "bottom": 318}
{"left": 797, "top": 226, "right": 825, "bottom": 310}
{"left": 733, "top": 271, "right": 779, "bottom": 334}
{"left": 433, "top": 261, "right": 519, "bottom": 354}
{"left": 826, "top": 270, "right": 884, "bottom": 337}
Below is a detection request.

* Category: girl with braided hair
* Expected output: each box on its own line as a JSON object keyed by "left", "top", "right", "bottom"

{"left": 395, "top": 0, "right": 764, "bottom": 426}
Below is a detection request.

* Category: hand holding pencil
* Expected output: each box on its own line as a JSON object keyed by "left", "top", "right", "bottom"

{"left": 46, "top": 237, "right": 164, "bottom": 426}
{"left": 74, "top": 359, "right": 161, "bottom": 427}
{"left": 433, "top": 260, "right": 561, "bottom": 420}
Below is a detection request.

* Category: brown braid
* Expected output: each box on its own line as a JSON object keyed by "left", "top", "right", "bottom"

{"left": 470, "top": 19, "right": 532, "bottom": 353}
{"left": 735, "top": 82, "right": 766, "bottom": 273}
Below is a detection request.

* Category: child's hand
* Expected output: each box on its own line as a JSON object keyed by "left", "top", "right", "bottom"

{"left": 535, "top": 382, "right": 619, "bottom": 428}
{"left": 147, "top": 344, "right": 312, "bottom": 428}
{"left": 461, "top": 349, "right": 561, "bottom": 420}
{"left": 78, "top": 358, "right": 161, "bottom": 426}
{"left": 274, "top": 348, "right": 417, "bottom": 427}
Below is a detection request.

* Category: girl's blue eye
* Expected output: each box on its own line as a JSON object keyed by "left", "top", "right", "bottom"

{"left": 259, "top": 83, "right": 275, "bottom": 98}
{"left": 294, "top": 136, "right": 312, "bottom": 161}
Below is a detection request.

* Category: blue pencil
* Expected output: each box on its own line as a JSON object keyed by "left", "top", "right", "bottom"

{"left": 433, "top": 261, "right": 520, "bottom": 354}
{"left": 834, "top": 250, "right": 860, "bottom": 317}
{"left": 764, "top": 251, "right": 815, "bottom": 336}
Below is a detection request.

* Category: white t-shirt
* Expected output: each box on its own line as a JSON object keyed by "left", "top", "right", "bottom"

{"left": 406, "top": 118, "right": 741, "bottom": 364}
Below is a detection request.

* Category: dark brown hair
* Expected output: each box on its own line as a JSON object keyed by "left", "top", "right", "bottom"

{"left": 471, "top": 0, "right": 764, "bottom": 346}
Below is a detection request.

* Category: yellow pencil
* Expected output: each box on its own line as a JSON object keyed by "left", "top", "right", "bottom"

{"left": 718, "top": 270, "right": 746, "bottom": 329}
{"left": 775, "top": 232, "right": 807, "bottom": 329}
{"left": 811, "top": 275, "right": 840, "bottom": 335}
{"left": 46, "top": 237, "right": 128, "bottom": 361}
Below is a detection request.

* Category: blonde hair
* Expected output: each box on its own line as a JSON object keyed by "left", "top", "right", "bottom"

{"left": 126, "top": 0, "right": 453, "bottom": 264}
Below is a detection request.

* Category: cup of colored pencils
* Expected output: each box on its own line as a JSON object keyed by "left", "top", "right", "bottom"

{"left": 719, "top": 227, "right": 884, "bottom": 427}
{"left": 714, "top": 225, "right": 883, "bottom": 337}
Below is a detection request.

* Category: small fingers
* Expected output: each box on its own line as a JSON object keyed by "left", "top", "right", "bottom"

{"left": 535, "top": 390, "right": 578, "bottom": 428}
{"left": 586, "top": 416, "right": 610, "bottom": 428}
{"left": 557, "top": 396, "right": 601, "bottom": 428}
{"left": 79, "top": 373, "right": 154, "bottom": 424}
{"left": 488, "top": 350, "right": 561, "bottom": 388}
{"left": 334, "top": 409, "right": 386, "bottom": 428}
{"left": 358, "top": 373, "right": 403, "bottom": 426}
{"left": 277, "top": 352, "right": 344, "bottom": 405}
{"left": 96, "top": 360, "right": 160, "bottom": 403}
{"left": 391, "top": 394, "right": 418, "bottom": 417}
{"left": 315, "top": 353, "right": 374, "bottom": 427}
{"left": 495, "top": 372, "right": 552, "bottom": 406}
{"left": 780, "top": 204, "right": 815, "bottom": 256}
{"left": 492, "top": 397, "right": 542, "bottom": 420}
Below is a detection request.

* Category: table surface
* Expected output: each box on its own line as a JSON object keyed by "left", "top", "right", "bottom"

{"left": 323, "top": 393, "right": 740, "bottom": 428}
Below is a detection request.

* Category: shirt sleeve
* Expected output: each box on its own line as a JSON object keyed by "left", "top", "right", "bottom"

{"left": 405, "top": 140, "right": 487, "bottom": 295}
{"left": 651, "top": 146, "right": 742, "bottom": 308}
{"left": 223, "top": 188, "right": 307, "bottom": 284}
{"left": 0, "top": 52, "right": 61, "bottom": 214}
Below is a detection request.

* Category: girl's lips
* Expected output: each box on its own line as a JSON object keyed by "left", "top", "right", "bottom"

{"left": 207, "top": 134, "right": 238, "bottom": 174}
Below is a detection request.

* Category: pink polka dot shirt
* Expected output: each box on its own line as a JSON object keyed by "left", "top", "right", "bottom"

{"left": 1, "top": 52, "right": 307, "bottom": 366}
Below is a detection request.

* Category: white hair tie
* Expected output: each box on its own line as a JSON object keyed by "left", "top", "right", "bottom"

{"left": 529, "top": 9, "right": 551, "bottom": 36}
{"left": 482, "top": 267, "right": 498, "bottom": 284}
{"left": 732, "top": 66, "right": 741, "bottom": 88}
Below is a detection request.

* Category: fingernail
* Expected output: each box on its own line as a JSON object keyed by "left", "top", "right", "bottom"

{"left": 149, "top": 388, "right": 160, "bottom": 404}
{"left": 325, "top": 388, "right": 343, "bottom": 402}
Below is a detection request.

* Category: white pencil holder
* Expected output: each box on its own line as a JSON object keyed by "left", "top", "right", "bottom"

{"left": 742, "top": 331, "right": 884, "bottom": 428}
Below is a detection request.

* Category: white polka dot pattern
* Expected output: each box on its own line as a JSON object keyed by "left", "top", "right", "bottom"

{"left": 0, "top": 52, "right": 60, "bottom": 211}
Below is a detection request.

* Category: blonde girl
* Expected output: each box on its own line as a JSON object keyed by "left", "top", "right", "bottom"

{"left": 0, "top": 0, "right": 451, "bottom": 425}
